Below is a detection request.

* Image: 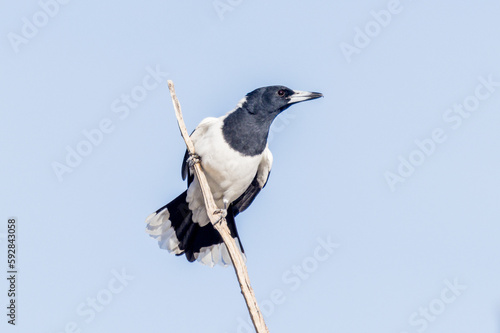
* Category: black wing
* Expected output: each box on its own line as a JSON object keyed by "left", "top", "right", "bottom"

{"left": 231, "top": 147, "right": 273, "bottom": 216}
{"left": 231, "top": 172, "right": 270, "bottom": 216}
{"left": 181, "top": 149, "right": 194, "bottom": 187}
{"left": 181, "top": 128, "right": 198, "bottom": 187}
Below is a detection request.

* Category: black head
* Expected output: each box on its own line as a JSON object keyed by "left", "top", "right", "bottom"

{"left": 222, "top": 85, "right": 323, "bottom": 156}
{"left": 242, "top": 85, "right": 323, "bottom": 118}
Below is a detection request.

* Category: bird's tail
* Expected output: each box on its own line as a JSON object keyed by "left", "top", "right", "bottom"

{"left": 145, "top": 191, "right": 245, "bottom": 267}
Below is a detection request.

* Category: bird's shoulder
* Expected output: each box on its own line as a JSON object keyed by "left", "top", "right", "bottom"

{"left": 189, "top": 116, "right": 225, "bottom": 144}
{"left": 256, "top": 147, "right": 273, "bottom": 187}
{"left": 181, "top": 116, "right": 223, "bottom": 182}
{"left": 194, "top": 116, "right": 220, "bottom": 132}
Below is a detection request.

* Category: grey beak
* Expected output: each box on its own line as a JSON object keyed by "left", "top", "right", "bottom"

{"left": 288, "top": 90, "right": 324, "bottom": 105}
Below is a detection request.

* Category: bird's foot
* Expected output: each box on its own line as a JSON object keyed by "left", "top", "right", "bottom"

{"left": 213, "top": 200, "right": 229, "bottom": 225}
{"left": 187, "top": 153, "right": 201, "bottom": 168}
{"left": 213, "top": 209, "right": 227, "bottom": 225}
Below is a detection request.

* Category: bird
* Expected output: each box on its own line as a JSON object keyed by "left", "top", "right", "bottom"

{"left": 145, "top": 85, "right": 323, "bottom": 267}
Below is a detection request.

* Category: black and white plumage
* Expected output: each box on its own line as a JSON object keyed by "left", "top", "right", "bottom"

{"left": 146, "top": 85, "right": 322, "bottom": 267}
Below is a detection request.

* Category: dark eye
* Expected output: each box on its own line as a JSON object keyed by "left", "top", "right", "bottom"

{"left": 277, "top": 89, "right": 285, "bottom": 97}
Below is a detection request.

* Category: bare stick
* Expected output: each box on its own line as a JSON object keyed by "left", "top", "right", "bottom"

{"left": 167, "top": 81, "right": 270, "bottom": 333}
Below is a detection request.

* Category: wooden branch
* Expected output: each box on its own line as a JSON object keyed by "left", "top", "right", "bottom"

{"left": 167, "top": 81, "right": 270, "bottom": 333}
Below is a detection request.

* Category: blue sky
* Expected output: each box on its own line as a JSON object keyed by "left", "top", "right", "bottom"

{"left": 1, "top": 0, "right": 500, "bottom": 332}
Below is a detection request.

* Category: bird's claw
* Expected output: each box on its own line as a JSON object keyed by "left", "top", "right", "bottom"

{"left": 187, "top": 154, "right": 201, "bottom": 168}
{"left": 213, "top": 208, "right": 227, "bottom": 224}
{"left": 213, "top": 200, "right": 229, "bottom": 225}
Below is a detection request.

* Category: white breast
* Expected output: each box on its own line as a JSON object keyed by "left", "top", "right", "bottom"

{"left": 186, "top": 116, "right": 262, "bottom": 226}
